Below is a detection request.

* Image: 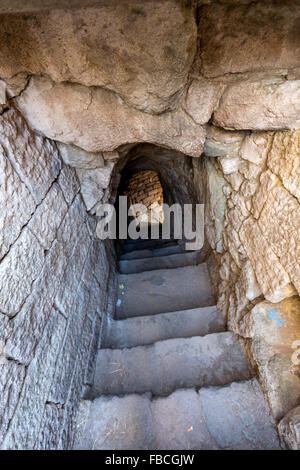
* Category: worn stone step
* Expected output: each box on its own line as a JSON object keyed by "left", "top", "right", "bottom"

{"left": 74, "top": 379, "right": 281, "bottom": 450}
{"left": 118, "top": 250, "right": 203, "bottom": 274}
{"left": 91, "top": 332, "right": 254, "bottom": 397}
{"left": 116, "top": 263, "right": 215, "bottom": 319}
{"left": 151, "top": 380, "right": 281, "bottom": 450}
{"left": 73, "top": 394, "right": 153, "bottom": 450}
{"left": 122, "top": 239, "right": 177, "bottom": 253}
{"left": 119, "top": 244, "right": 182, "bottom": 260}
{"left": 104, "top": 306, "right": 225, "bottom": 349}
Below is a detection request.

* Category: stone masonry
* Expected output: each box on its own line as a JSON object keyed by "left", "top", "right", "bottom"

{"left": 0, "top": 109, "right": 116, "bottom": 450}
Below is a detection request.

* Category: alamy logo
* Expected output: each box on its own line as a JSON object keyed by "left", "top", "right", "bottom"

{"left": 96, "top": 196, "right": 205, "bottom": 251}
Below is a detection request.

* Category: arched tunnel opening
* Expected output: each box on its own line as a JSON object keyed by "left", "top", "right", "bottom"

{"left": 0, "top": 0, "right": 299, "bottom": 452}
{"left": 113, "top": 144, "right": 206, "bottom": 258}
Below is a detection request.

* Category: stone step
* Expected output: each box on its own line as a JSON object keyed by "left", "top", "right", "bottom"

{"left": 119, "top": 244, "right": 182, "bottom": 260}
{"left": 74, "top": 379, "right": 281, "bottom": 450}
{"left": 104, "top": 306, "right": 225, "bottom": 349}
{"left": 116, "top": 263, "right": 215, "bottom": 319}
{"left": 91, "top": 332, "right": 254, "bottom": 397}
{"left": 122, "top": 239, "right": 177, "bottom": 253}
{"left": 118, "top": 250, "right": 203, "bottom": 274}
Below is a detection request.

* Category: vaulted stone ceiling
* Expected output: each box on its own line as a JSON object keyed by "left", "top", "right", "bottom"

{"left": 0, "top": 0, "right": 299, "bottom": 157}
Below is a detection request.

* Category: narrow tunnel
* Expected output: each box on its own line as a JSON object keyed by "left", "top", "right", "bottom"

{"left": 0, "top": 0, "right": 299, "bottom": 452}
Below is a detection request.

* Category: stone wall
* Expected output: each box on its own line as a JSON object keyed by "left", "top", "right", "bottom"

{"left": 204, "top": 127, "right": 300, "bottom": 449}
{"left": 0, "top": 0, "right": 299, "bottom": 450}
{"left": 123, "top": 170, "right": 164, "bottom": 224}
{"left": 0, "top": 108, "right": 116, "bottom": 449}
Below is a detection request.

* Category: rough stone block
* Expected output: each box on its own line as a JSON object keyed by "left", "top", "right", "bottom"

{"left": 57, "top": 163, "right": 80, "bottom": 205}
{"left": 50, "top": 281, "right": 91, "bottom": 404}
{"left": 204, "top": 125, "right": 244, "bottom": 158}
{"left": 239, "top": 217, "right": 296, "bottom": 303}
{"left": 258, "top": 186, "right": 300, "bottom": 295}
{"left": 252, "top": 170, "right": 280, "bottom": 219}
{"left": 199, "top": 3, "right": 300, "bottom": 77}
{"left": 1, "top": 309, "right": 66, "bottom": 450}
{"left": 0, "top": 228, "right": 45, "bottom": 316}
{"left": 28, "top": 183, "right": 68, "bottom": 249}
{"left": 6, "top": 240, "right": 67, "bottom": 364}
{"left": 279, "top": 406, "right": 300, "bottom": 450}
{"left": 0, "top": 144, "right": 36, "bottom": 260}
{"left": 267, "top": 130, "right": 300, "bottom": 202}
{"left": 56, "top": 195, "right": 87, "bottom": 258}
{"left": 76, "top": 167, "right": 111, "bottom": 211}
{"left": 34, "top": 402, "right": 64, "bottom": 450}
{"left": 239, "top": 132, "right": 272, "bottom": 166}
{"left": 15, "top": 76, "right": 206, "bottom": 157}
{"left": 0, "top": 361, "right": 26, "bottom": 444}
{"left": 55, "top": 223, "right": 91, "bottom": 317}
{"left": 84, "top": 315, "right": 101, "bottom": 386}
{"left": 214, "top": 77, "right": 300, "bottom": 130}
{"left": 184, "top": 79, "right": 224, "bottom": 125}
{"left": 0, "top": 109, "right": 61, "bottom": 203}
{"left": 239, "top": 297, "right": 300, "bottom": 420}
{"left": 57, "top": 142, "right": 104, "bottom": 169}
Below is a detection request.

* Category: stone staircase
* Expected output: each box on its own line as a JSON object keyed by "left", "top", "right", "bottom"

{"left": 74, "top": 239, "right": 281, "bottom": 450}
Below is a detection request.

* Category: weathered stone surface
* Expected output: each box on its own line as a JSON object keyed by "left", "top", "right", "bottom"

{"left": 239, "top": 217, "right": 296, "bottom": 303}
{"left": 50, "top": 282, "right": 90, "bottom": 404}
{"left": 2, "top": 2, "right": 197, "bottom": 113}
{"left": 76, "top": 166, "right": 113, "bottom": 212}
{"left": 0, "top": 80, "right": 7, "bottom": 113}
{"left": 240, "top": 132, "right": 272, "bottom": 166}
{"left": 57, "top": 163, "right": 80, "bottom": 205}
{"left": 267, "top": 130, "right": 300, "bottom": 202}
{"left": 218, "top": 156, "right": 241, "bottom": 175}
{"left": 0, "top": 0, "right": 142, "bottom": 12}
{"left": 29, "top": 183, "right": 68, "bottom": 249}
{"left": 34, "top": 402, "right": 64, "bottom": 450}
{"left": 56, "top": 195, "right": 87, "bottom": 258}
{"left": 0, "top": 143, "right": 36, "bottom": 260}
{"left": 152, "top": 388, "right": 219, "bottom": 450}
{"left": 2, "top": 309, "right": 66, "bottom": 450}
{"left": 199, "top": 3, "right": 300, "bottom": 77}
{"left": 252, "top": 170, "right": 280, "bottom": 219}
{"left": 55, "top": 223, "right": 91, "bottom": 317}
{"left": 184, "top": 79, "right": 223, "bottom": 125}
{"left": 0, "top": 228, "right": 45, "bottom": 316}
{"left": 88, "top": 240, "right": 111, "bottom": 289}
{"left": 279, "top": 406, "right": 300, "bottom": 450}
{"left": 74, "top": 394, "right": 153, "bottom": 450}
{"left": 0, "top": 361, "right": 26, "bottom": 444}
{"left": 223, "top": 172, "right": 244, "bottom": 192}
{"left": 57, "top": 142, "right": 104, "bottom": 170}
{"left": 0, "top": 313, "right": 12, "bottom": 343}
{"left": 239, "top": 160, "right": 262, "bottom": 181}
{"left": 15, "top": 76, "right": 206, "bottom": 156}
{"left": 239, "top": 297, "right": 300, "bottom": 420}
{"left": 258, "top": 186, "right": 300, "bottom": 295}
{"left": 0, "top": 109, "right": 61, "bottom": 203}
{"left": 6, "top": 240, "right": 67, "bottom": 365}
{"left": 237, "top": 260, "right": 262, "bottom": 303}
{"left": 214, "top": 77, "right": 300, "bottom": 130}
{"left": 84, "top": 315, "right": 101, "bottom": 387}
{"left": 204, "top": 125, "right": 244, "bottom": 157}
{"left": 59, "top": 311, "right": 97, "bottom": 450}
{"left": 199, "top": 379, "right": 281, "bottom": 450}
{"left": 205, "top": 159, "right": 226, "bottom": 253}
